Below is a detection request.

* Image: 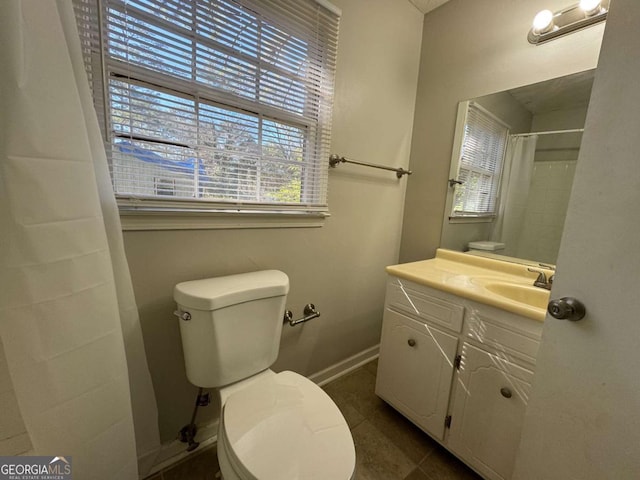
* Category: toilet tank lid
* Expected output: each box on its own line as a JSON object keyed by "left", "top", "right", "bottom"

{"left": 468, "top": 241, "right": 506, "bottom": 251}
{"left": 174, "top": 270, "right": 289, "bottom": 311}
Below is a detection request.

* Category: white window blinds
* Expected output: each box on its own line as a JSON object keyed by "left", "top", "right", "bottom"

{"left": 452, "top": 103, "right": 508, "bottom": 218}
{"left": 73, "top": 0, "right": 339, "bottom": 214}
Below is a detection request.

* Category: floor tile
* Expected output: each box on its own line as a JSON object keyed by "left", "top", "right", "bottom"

{"left": 363, "top": 358, "right": 379, "bottom": 377}
{"left": 322, "top": 368, "right": 385, "bottom": 419}
{"left": 419, "top": 445, "right": 482, "bottom": 480}
{"left": 351, "top": 420, "right": 416, "bottom": 480}
{"left": 162, "top": 445, "right": 220, "bottom": 480}
{"left": 367, "top": 401, "right": 437, "bottom": 464}
{"left": 404, "top": 467, "right": 431, "bottom": 480}
{"left": 332, "top": 397, "right": 366, "bottom": 430}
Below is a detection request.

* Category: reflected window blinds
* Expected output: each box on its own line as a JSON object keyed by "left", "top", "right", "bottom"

{"left": 452, "top": 103, "right": 508, "bottom": 218}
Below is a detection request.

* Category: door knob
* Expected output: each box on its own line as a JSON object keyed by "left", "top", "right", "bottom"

{"left": 407, "top": 339, "right": 416, "bottom": 347}
{"left": 547, "top": 297, "right": 586, "bottom": 321}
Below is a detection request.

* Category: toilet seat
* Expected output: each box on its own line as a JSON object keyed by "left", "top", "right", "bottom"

{"left": 220, "top": 371, "right": 355, "bottom": 480}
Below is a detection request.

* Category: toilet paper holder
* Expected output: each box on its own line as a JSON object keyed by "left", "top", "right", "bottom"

{"left": 284, "top": 304, "right": 321, "bottom": 326}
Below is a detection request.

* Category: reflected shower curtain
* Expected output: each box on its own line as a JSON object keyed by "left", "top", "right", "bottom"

{"left": 492, "top": 136, "right": 538, "bottom": 256}
{"left": 0, "top": 1, "right": 160, "bottom": 478}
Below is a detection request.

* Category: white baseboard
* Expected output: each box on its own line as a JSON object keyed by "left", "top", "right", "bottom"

{"left": 140, "top": 344, "right": 379, "bottom": 478}
{"left": 308, "top": 344, "right": 379, "bottom": 387}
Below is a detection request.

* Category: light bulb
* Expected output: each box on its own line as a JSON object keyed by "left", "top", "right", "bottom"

{"left": 579, "top": 0, "right": 601, "bottom": 15}
{"left": 532, "top": 10, "right": 554, "bottom": 33}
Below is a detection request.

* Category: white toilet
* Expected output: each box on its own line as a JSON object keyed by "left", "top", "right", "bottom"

{"left": 174, "top": 270, "right": 356, "bottom": 480}
{"left": 467, "top": 240, "right": 506, "bottom": 254}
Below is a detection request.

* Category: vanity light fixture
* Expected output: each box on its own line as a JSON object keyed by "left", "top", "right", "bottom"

{"left": 532, "top": 9, "right": 554, "bottom": 34}
{"left": 528, "top": 0, "right": 609, "bottom": 45}
{"left": 579, "top": 0, "right": 603, "bottom": 16}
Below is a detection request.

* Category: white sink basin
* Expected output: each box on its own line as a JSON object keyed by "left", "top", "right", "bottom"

{"left": 485, "top": 282, "right": 550, "bottom": 310}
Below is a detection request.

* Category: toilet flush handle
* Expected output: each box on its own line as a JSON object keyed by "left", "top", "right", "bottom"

{"left": 173, "top": 310, "right": 192, "bottom": 321}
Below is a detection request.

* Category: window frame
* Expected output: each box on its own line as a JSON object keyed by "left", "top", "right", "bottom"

{"left": 447, "top": 101, "right": 510, "bottom": 222}
{"left": 73, "top": 0, "right": 339, "bottom": 230}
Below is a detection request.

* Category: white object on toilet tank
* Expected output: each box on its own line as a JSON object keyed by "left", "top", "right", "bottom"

{"left": 174, "top": 270, "right": 289, "bottom": 388}
{"left": 468, "top": 241, "right": 506, "bottom": 252}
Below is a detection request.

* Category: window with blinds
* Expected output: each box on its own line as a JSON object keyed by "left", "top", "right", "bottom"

{"left": 451, "top": 102, "right": 509, "bottom": 218}
{"left": 73, "top": 0, "right": 339, "bottom": 215}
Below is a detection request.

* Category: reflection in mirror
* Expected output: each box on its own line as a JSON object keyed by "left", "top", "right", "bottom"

{"left": 441, "top": 69, "right": 595, "bottom": 266}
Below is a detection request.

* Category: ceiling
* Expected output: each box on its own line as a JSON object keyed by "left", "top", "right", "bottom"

{"left": 408, "top": 0, "right": 451, "bottom": 14}
{"left": 508, "top": 70, "right": 596, "bottom": 114}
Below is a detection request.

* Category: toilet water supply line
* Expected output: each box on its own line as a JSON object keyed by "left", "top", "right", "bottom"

{"left": 179, "top": 387, "right": 211, "bottom": 452}
{"left": 283, "top": 304, "right": 321, "bottom": 326}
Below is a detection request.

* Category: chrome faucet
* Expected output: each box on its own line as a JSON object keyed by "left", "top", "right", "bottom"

{"left": 528, "top": 267, "right": 554, "bottom": 290}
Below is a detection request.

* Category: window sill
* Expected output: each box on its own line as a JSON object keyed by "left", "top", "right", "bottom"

{"left": 448, "top": 216, "right": 495, "bottom": 224}
{"left": 118, "top": 204, "right": 329, "bottom": 231}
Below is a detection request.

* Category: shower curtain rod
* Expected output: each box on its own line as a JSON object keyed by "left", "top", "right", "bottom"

{"left": 511, "top": 128, "right": 584, "bottom": 137}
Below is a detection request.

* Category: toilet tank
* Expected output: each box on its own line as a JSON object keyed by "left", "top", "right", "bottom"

{"left": 174, "top": 270, "right": 289, "bottom": 388}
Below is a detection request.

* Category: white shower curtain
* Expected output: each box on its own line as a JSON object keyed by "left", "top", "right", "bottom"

{"left": 0, "top": 1, "right": 160, "bottom": 478}
{"left": 491, "top": 135, "right": 538, "bottom": 256}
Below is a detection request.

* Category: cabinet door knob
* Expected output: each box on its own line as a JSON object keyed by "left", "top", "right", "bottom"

{"left": 500, "top": 387, "right": 512, "bottom": 399}
{"left": 407, "top": 338, "right": 416, "bottom": 347}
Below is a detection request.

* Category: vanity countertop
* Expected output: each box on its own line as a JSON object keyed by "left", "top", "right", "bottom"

{"left": 386, "top": 249, "right": 552, "bottom": 322}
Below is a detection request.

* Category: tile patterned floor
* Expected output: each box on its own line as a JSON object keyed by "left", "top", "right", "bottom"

{"left": 149, "top": 360, "right": 481, "bottom": 480}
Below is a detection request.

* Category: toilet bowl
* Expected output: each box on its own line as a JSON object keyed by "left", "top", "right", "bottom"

{"left": 174, "top": 270, "right": 356, "bottom": 480}
{"left": 217, "top": 370, "right": 355, "bottom": 479}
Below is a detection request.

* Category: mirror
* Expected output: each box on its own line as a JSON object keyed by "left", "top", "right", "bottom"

{"left": 440, "top": 69, "right": 595, "bottom": 266}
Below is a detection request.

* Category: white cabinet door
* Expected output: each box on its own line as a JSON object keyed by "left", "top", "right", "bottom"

{"left": 375, "top": 308, "right": 458, "bottom": 440}
{"left": 448, "top": 343, "right": 533, "bottom": 480}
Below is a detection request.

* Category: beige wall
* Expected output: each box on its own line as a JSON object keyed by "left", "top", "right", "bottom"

{"left": 123, "top": 0, "right": 424, "bottom": 443}
{"left": 400, "top": 0, "right": 605, "bottom": 263}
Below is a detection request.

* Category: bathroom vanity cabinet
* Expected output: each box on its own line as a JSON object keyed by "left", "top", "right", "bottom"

{"left": 375, "top": 275, "right": 543, "bottom": 480}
